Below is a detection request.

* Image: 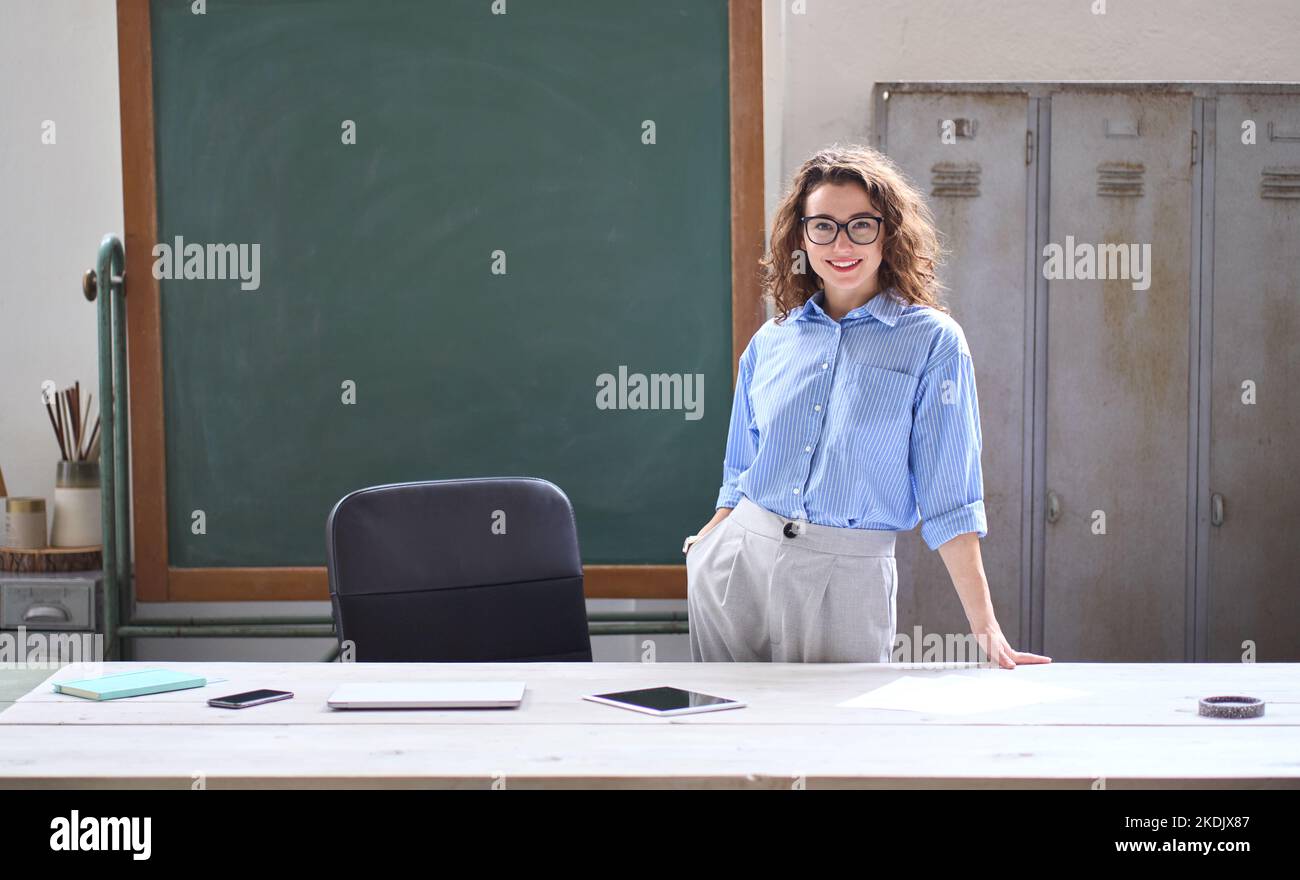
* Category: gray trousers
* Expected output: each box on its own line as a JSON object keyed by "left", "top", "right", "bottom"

{"left": 687, "top": 496, "right": 898, "bottom": 663}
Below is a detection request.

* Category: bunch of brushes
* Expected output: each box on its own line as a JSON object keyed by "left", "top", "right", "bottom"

{"left": 46, "top": 381, "right": 100, "bottom": 462}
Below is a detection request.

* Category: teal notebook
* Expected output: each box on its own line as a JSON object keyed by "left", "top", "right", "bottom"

{"left": 52, "top": 668, "right": 207, "bottom": 701}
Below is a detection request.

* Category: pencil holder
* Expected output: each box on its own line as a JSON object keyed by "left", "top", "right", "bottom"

{"left": 50, "top": 461, "right": 101, "bottom": 548}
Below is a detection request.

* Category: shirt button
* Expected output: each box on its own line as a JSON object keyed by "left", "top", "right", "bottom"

{"left": 821, "top": 362, "right": 828, "bottom": 369}
{"left": 805, "top": 445, "right": 812, "bottom": 452}
{"left": 814, "top": 404, "right": 822, "bottom": 412}
{"left": 792, "top": 487, "right": 800, "bottom": 494}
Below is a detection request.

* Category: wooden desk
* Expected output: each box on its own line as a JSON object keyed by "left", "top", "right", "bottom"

{"left": 1, "top": 661, "right": 1296, "bottom": 788}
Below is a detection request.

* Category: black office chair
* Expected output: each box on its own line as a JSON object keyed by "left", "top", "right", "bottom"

{"left": 325, "top": 477, "right": 591, "bottom": 662}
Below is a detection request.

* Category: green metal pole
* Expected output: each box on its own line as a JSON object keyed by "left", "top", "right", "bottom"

{"left": 93, "top": 235, "right": 123, "bottom": 660}
{"left": 116, "top": 625, "right": 338, "bottom": 638}
{"left": 100, "top": 612, "right": 685, "bottom": 629}
{"left": 110, "top": 239, "right": 132, "bottom": 657}
{"left": 587, "top": 611, "right": 688, "bottom": 622}
{"left": 114, "top": 623, "right": 686, "bottom": 639}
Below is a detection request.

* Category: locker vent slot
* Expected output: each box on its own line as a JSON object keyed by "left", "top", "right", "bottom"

{"left": 937, "top": 118, "right": 977, "bottom": 139}
{"left": 1104, "top": 118, "right": 1139, "bottom": 138}
{"left": 1096, "top": 162, "right": 1145, "bottom": 197}
{"left": 1261, "top": 166, "right": 1300, "bottom": 200}
{"left": 1268, "top": 122, "right": 1300, "bottom": 142}
{"left": 931, "top": 162, "right": 981, "bottom": 197}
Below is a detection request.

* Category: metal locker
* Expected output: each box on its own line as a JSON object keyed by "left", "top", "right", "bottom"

{"left": 1044, "top": 90, "right": 1196, "bottom": 660}
{"left": 876, "top": 87, "right": 1032, "bottom": 655}
{"left": 1203, "top": 91, "right": 1300, "bottom": 660}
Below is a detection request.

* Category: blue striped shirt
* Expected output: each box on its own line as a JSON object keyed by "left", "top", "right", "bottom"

{"left": 716, "top": 286, "right": 987, "bottom": 550}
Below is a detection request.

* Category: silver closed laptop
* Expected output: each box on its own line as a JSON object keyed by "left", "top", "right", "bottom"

{"left": 327, "top": 682, "right": 526, "bottom": 709}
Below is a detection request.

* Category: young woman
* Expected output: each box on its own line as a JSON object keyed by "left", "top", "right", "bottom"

{"left": 684, "top": 144, "right": 1050, "bottom": 669}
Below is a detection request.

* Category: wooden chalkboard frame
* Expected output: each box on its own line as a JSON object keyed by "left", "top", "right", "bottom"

{"left": 116, "top": 0, "right": 765, "bottom": 602}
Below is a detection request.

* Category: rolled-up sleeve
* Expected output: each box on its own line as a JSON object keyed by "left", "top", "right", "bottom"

{"left": 715, "top": 340, "right": 759, "bottom": 509}
{"left": 909, "top": 349, "right": 987, "bottom": 550}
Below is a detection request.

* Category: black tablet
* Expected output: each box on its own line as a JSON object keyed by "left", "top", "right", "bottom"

{"left": 582, "top": 686, "right": 745, "bottom": 716}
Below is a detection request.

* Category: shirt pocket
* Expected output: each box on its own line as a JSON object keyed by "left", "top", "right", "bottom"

{"left": 835, "top": 363, "right": 918, "bottom": 465}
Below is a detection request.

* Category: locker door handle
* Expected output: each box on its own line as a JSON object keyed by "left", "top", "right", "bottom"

{"left": 1046, "top": 490, "right": 1061, "bottom": 524}
{"left": 1210, "top": 492, "right": 1224, "bottom": 527}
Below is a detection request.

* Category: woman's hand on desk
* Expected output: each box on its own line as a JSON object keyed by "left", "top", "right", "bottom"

{"left": 938, "top": 532, "right": 1051, "bottom": 667}
{"left": 972, "top": 621, "right": 1052, "bottom": 669}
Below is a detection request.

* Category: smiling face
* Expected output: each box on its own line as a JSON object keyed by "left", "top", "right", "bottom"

{"left": 801, "top": 181, "right": 885, "bottom": 300}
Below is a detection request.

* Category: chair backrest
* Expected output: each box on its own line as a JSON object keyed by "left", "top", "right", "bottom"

{"left": 326, "top": 477, "right": 591, "bottom": 662}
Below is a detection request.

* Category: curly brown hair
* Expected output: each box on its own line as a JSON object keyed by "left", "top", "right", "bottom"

{"left": 763, "top": 143, "right": 950, "bottom": 323}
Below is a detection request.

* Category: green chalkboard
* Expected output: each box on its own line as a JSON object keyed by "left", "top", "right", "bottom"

{"left": 150, "top": 0, "right": 733, "bottom": 567}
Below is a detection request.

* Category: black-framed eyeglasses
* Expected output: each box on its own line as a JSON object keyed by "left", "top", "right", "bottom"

{"left": 800, "top": 214, "right": 883, "bottom": 246}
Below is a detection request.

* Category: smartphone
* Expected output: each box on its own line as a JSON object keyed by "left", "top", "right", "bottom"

{"left": 208, "top": 689, "right": 294, "bottom": 709}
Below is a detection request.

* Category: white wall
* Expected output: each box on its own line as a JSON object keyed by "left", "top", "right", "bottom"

{"left": 1, "top": 0, "right": 123, "bottom": 518}
{"left": 763, "top": 0, "right": 1300, "bottom": 227}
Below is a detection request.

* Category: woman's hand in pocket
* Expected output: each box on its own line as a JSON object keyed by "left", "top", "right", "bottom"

{"left": 684, "top": 510, "right": 731, "bottom": 556}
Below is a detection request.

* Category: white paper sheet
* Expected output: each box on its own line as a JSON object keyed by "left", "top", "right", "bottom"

{"left": 837, "top": 674, "right": 1087, "bottom": 714}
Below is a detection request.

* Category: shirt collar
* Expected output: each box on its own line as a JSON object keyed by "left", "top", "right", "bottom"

{"left": 795, "top": 287, "right": 905, "bottom": 327}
